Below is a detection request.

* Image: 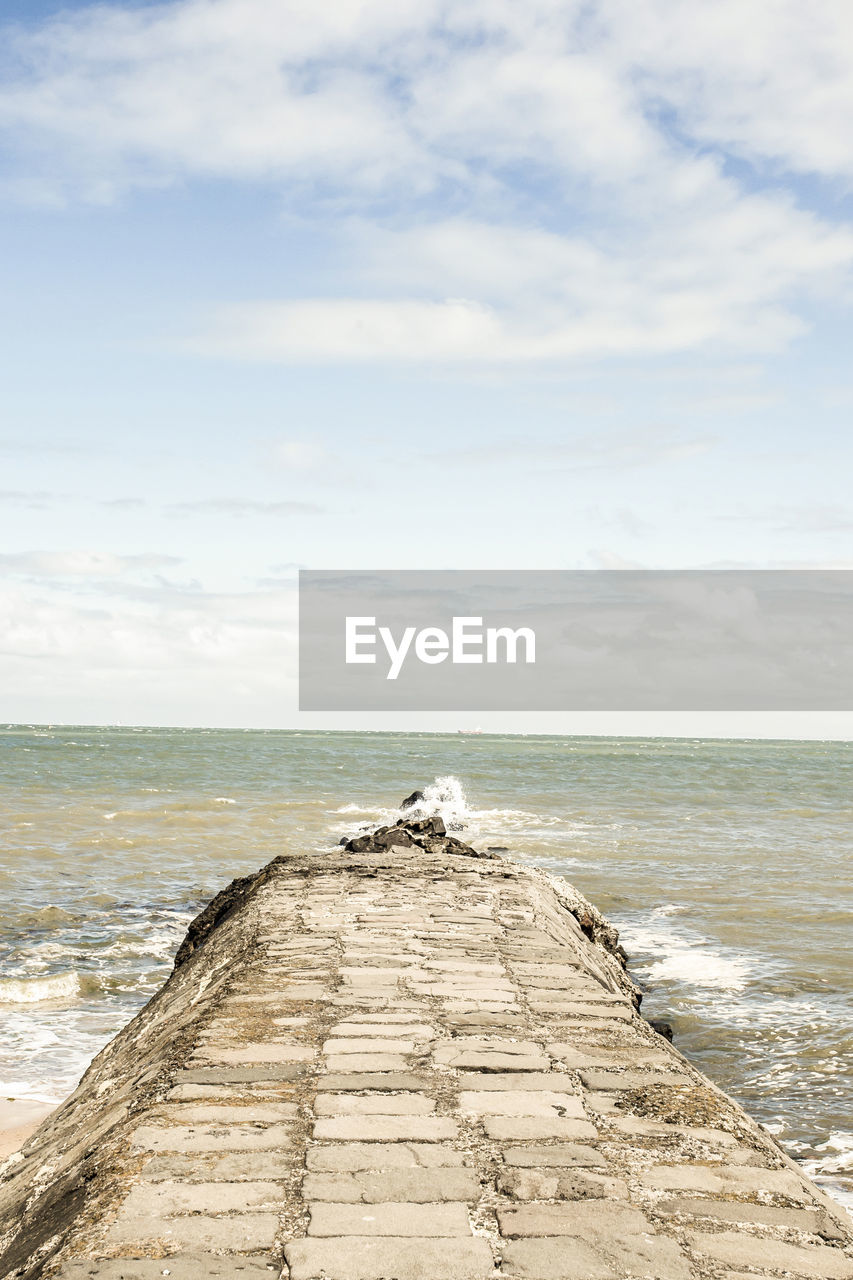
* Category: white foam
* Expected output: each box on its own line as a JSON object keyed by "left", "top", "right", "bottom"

{"left": 619, "top": 919, "right": 753, "bottom": 993}
{"left": 402, "top": 775, "right": 469, "bottom": 831}
{"left": 0, "top": 972, "right": 81, "bottom": 1005}
{"left": 812, "top": 1131, "right": 853, "bottom": 1171}
{"left": 645, "top": 945, "right": 752, "bottom": 992}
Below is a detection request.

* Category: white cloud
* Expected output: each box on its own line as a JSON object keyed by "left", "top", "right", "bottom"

{"left": 164, "top": 497, "right": 322, "bottom": 516}
{"left": 3, "top": 0, "right": 853, "bottom": 360}
{"left": 607, "top": 0, "right": 853, "bottom": 180}
{"left": 0, "top": 550, "right": 180, "bottom": 578}
{"left": 196, "top": 200, "right": 853, "bottom": 361}
{"left": 428, "top": 425, "right": 715, "bottom": 470}
{"left": 268, "top": 440, "right": 329, "bottom": 471}
{"left": 0, "top": 490, "right": 62, "bottom": 509}
{"left": 0, "top": 576, "right": 298, "bottom": 724}
{"left": 5, "top": 0, "right": 853, "bottom": 194}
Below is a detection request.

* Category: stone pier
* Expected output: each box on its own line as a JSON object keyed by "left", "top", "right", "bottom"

{"left": 1, "top": 842, "right": 851, "bottom": 1279}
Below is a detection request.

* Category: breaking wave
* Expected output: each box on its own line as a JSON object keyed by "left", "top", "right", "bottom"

{"left": 0, "top": 972, "right": 81, "bottom": 1005}
{"left": 402, "top": 775, "right": 469, "bottom": 831}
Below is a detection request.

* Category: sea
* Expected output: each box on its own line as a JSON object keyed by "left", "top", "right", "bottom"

{"left": 1, "top": 726, "right": 850, "bottom": 1210}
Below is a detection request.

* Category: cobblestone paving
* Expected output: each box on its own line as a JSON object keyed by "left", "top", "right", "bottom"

{"left": 3, "top": 847, "right": 852, "bottom": 1279}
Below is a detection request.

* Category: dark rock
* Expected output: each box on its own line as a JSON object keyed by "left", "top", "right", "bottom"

{"left": 405, "top": 815, "right": 446, "bottom": 837}
{"left": 401, "top": 790, "right": 425, "bottom": 809}
{"left": 648, "top": 1018, "right": 674, "bottom": 1042}
{"left": 173, "top": 868, "right": 271, "bottom": 969}
{"left": 487, "top": 846, "right": 509, "bottom": 852}
{"left": 341, "top": 812, "right": 489, "bottom": 860}
{"left": 569, "top": 910, "right": 629, "bottom": 971}
{"left": 345, "top": 828, "right": 415, "bottom": 853}
{"left": 575, "top": 911, "right": 596, "bottom": 941}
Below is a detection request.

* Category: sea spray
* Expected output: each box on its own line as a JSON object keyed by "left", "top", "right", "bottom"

{"left": 401, "top": 775, "right": 469, "bottom": 830}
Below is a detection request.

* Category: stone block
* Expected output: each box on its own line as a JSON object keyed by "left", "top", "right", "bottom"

{"left": 175, "top": 1066, "right": 302, "bottom": 1084}
{"left": 459, "top": 1091, "right": 584, "bottom": 1118}
{"left": 313, "top": 1116, "right": 458, "bottom": 1142}
{"left": 140, "top": 1151, "right": 293, "bottom": 1182}
{"left": 687, "top": 1230, "right": 853, "bottom": 1278}
{"left": 307, "top": 1201, "right": 472, "bottom": 1236}
{"left": 456, "top": 1073, "right": 577, "bottom": 1093}
{"left": 436, "top": 1051, "right": 551, "bottom": 1072}
{"left": 306, "top": 1143, "right": 465, "bottom": 1171}
{"left": 130, "top": 1123, "right": 294, "bottom": 1153}
{"left": 317, "top": 1073, "right": 428, "bottom": 1091}
{"left": 498, "top": 1200, "right": 650, "bottom": 1237}
{"left": 315, "top": 1093, "right": 435, "bottom": 1116}
{"left": 56, "top": 1259, "right": 272, "bottom": 1279}
{"left": 640, "top": 1163, "right": 805, "bottom": 1196}
{"left": 436, "top": 1038, "right": 543, "bottom": 1058}
{"left": 447, "top": 1014, "right": 528, "bottom": 1030}
{"left": 497, "top": 1168, "right": 628, "bottom": 1200}
{"left": 541, "top": 1003, "right": 632, "bottom": 1020}
{"left": 332, "top": 1024, "right": 435, "bottom": 1039}
{"left": 549, "top": 1046, "right": 671, "bottom": 1070}
{"left": 657, "top": 1196, "right": 831, "bottom": 1233}
{"left": 323, "top": 1054, "right": 410, "bottom": 1073}
{"left": 155, "top": 1104, "right": 296, "bottom": 1123}
{"left": 510, "top": 964, "right": 583, "bottom": 978}
{"left": 195, "top": 1044, "right": 314, "bottom": 1065}
{"left": 324, "top": 1039, "right": 418, "bottom": 1055}
{"left": 120, "top": 1181, "right": 281, "bottom": 1216}
{"left": 578, "top": 1069, "right": 690, "bottom": 1091}
{"left": 499, "top": 1235, "right": 691, "bottom": 1279}
{"left": 228, "top": 982, "right": 327, "bottom": 1001}
{"left": 331, "top": 1013, "right": 427, "bottom": 1024}
{"left": 484, "top": 1117, "right": 598, "bottom": 1141}
{"left": 284, "top": 1237, "right": 493, "bottom": 1280}
{"left": 303, "top": 1168, "right": 480, "bottom": 1203}
{"left": 166, "top": 1085, "right": 296, "bottom": 1106}
{"left": 338, "top": 969, "right": 410, "bottom": 981}
{"left": 607, "top": 1115, "right": 738, "bottom": 1144}
{"left": 105, "top": 1213, "right": 278, "bottom": 1251}
{"left": 501, "top": 1144, "right": 606, "bottom": 1169}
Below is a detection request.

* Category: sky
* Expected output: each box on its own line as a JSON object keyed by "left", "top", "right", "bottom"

{"left": 0, "top": 0, "right": 852, "bottom": 732}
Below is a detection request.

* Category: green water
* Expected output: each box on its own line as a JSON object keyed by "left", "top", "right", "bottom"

{"left": 1, "top": 726, "right": 850, "bottom": 1206}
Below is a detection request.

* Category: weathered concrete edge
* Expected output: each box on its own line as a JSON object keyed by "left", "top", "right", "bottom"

{"left": 0, "top": 854, "right": 280, "bottom": 1280}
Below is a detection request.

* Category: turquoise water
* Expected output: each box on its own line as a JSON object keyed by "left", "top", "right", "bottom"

{"left": 1, "top": 726, "right": 850, "bottom": 1206}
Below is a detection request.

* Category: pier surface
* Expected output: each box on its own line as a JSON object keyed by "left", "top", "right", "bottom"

{"left": 1, "top": 844, "right": 851, "bottom": 1279}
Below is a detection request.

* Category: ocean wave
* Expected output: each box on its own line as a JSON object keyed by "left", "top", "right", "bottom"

{"left": 0, "top": 972, "right": 81, "bottom": 1005}
{"left": 17, "top": 906, "right": 79, "bottom": 928}
{"left": 644, "top": 946, "right": 752, "bottom": 992}
{"left": 709, "top": 992, "right": 831, "bottom": 1028}
{"left": 395, "top": 775, "right": 469, "bottom": 831}
{"left": 619, "top": 919, "right": 753, "bottom": 993}
{"left": 799, "top": 1135, "right": 853, "bottom": 1213}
